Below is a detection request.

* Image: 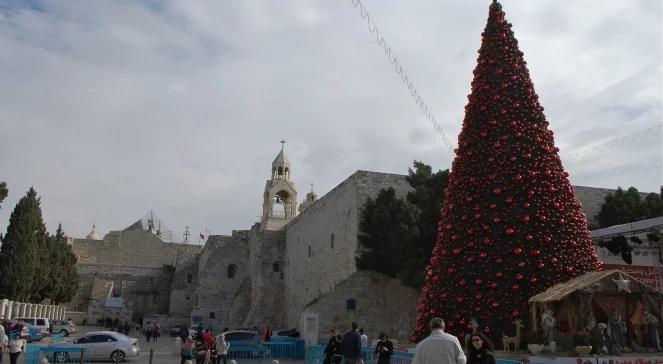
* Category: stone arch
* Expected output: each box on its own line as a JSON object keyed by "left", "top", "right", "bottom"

{"left": 277, "top": 166, "right": 283, "bottom": 178}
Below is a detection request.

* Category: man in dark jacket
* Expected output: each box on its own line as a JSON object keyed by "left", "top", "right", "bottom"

{"left": 342, "top": 322, "right": 363, "bottom": 364}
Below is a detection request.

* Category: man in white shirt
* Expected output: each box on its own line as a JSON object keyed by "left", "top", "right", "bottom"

{"left": 359, "top": 328, "right": 368, "bottom": 348}
{"left": 411, "top": 318, "right": 466, "bottom": 364}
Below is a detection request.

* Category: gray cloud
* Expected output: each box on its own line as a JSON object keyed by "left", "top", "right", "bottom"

{"left": 0, "top": 0, "right": 660, "bottom": 240}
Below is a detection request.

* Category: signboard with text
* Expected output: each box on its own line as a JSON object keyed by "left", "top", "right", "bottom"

{"left": 601, "top": 264, "right": 663, "bottom": 293}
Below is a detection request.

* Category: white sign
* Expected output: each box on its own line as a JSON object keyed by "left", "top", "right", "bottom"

{"left": 300, "top": 312, "right": 318, "bottom": 348}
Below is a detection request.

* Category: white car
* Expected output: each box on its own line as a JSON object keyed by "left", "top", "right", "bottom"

{"left": 15, "top": 317, "right": 50, "bottom": 335}
{"left": 48, "top": 331, "right": 139, "bottom": 363}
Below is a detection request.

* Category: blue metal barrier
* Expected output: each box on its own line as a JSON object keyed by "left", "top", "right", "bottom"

{"left": 24, "top": 344, "right": 91, "bottom": 364}
{"left": 305, "top": 344, "right": 524, "bottom": 364}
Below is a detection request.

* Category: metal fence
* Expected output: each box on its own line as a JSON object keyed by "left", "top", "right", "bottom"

{"left": 224, "top": 340, "right": 306, "bottom": 361}
{"left": 24, "top": 345, "right": 92, "bottom": 364}
{"left": 304, "top": 345, "right": 523, "bottom": 364}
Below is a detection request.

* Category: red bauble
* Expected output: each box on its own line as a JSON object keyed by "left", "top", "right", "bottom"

{"left": 513, "top": 247, "right": 522, "bottom": 255}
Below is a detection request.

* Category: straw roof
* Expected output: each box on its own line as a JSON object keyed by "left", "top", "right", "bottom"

{"left": 528, "top": 269, "right": 660, "bottom": 303}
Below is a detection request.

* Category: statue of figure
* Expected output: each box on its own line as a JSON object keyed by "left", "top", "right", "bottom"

{"left": 641, "top": 310, "right": 662, "bottom": 351}
{"left": 591, "top": 323, "right": 610, "bottom": 355}
{"left": 608, "top": 309, "right": 627, "bottom": 350}
{"left": 542, "top": 309, "right": 556, "bottom": 344}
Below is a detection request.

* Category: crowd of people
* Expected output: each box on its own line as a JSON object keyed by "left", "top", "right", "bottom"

{"left": 323, "top": 318, "right": 493, "bottom": 364}
{"left": 176, "top": 324, "right": 230, "bottom": 364}
{"left": 0, "top": 320, "right": 29, "bottom": 364}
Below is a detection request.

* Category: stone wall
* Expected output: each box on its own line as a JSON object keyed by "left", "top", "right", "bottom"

{"left": 243, "top": 226, "right": 286, "bottom": 328}
{"left": 283, "top": 171, "right": 412, "bottom": 328}
{"left": 303, "top": 270, "right": 419, "bottom": 343}
{"left": 189, "top": 231, "right": 251, "bottom": 330}
{"left": 69, "top": 263, "right": 175, "bottom": 323}
{"left": 72, "top": 229, "right": 201, "bottom": 268}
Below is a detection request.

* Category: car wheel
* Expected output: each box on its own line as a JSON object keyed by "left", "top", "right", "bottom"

{"left": 60, "top": 329, "right": 68, "bottom": 336}
{"left": 110, "top": 350, "right": 126, "bottom": 363}
{"left": 54, "top": 352, "right": 70, "bottom": 363}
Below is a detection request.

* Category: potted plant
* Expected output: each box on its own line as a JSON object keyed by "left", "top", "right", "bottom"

{"left": 526, "top": 331, "right": 545, "bottom": 355}
{"left": 573, "top": 331, "right": 592, "bottom": 356}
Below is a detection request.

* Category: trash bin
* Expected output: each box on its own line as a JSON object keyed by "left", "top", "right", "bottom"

{"left": 173, "top": 337, "right": 182, "bottom": 355}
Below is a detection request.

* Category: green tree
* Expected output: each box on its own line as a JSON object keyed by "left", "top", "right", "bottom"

{"left": 406, "top": 162, "right": 450, "bottom": 287}
{"left": 356, "top": 188, "right": 421, "bottom": 285}
{"left": 597, "top": 187, "right": 662, "bottom": 228}
{"left": 0, "top": 188, "right": 47, "bottom": 301}
{"left": 49, "top": 224, "right": 79, "bottom": 304}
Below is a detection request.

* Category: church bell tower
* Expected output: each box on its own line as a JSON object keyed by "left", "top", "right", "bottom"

{"left": 261, "top": 140, "right": 298, "bottom": 230}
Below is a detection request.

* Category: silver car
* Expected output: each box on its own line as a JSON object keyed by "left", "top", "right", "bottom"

{"left": 48, "top": 331, "right": 139, "bottom": 362}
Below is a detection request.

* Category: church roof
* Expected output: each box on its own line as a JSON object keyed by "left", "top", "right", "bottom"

{"left": 272, "top": 150, "right": 291, "bottom": 167}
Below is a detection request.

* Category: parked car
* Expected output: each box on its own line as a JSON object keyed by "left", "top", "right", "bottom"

{"left": 47, "top": 331, "right": 140, "bottom": 363}
{"left": 224, "top": 330, "right": 270, "bottom": 358}
{"left": 51, "top": 320, "right": 78, "bottom": 336}
{"left": 170, "top": 324, "right": 187, "bottom": 337}
{"left": 2, "top": 320, "right": 44, "bottom": 342}
{"left": 189, "top": 324, "right": 203, "bottom": 339}
{"left": 15, "top": 317, "right": 50, "bottom": 335}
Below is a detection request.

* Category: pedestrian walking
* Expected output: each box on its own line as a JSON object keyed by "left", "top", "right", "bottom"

{"left": 323, "top": 330, "right": 337, "bottom": 364}
{"left": 135, "top": 322, "right": 141, "bottom": 337}
{"left": 213, "top": 333, "right": 230, "bottom": 364}
{"left": 195, "top": 338, "right": 209, "bottom": 364}
{"left": 8, "top": 329, "right": 26, "bottom": 364}
{"left": 374, "top": 333, "right": 394, "bottom": 364}
{"left": 145, "top": 321, "right": 153, "bottom": 342}
{"left": 359, "top": 328, "right": 368, "bottom": 362}
{"left": 152, "top": 323, "right": 161, "bottom": 342}
{"left": 466, "top": 333, "right": 496, "bottom": 364}
{"left": 0, "top": 324, "right": 7, "bottom": 363}
{"left": 341, "top": 322, "right": 363, "bottom": 364}
{"left": 179, "top": 324, "right": 190, "bottom": 343}
{"left": 411, "top": 318, "right": 466, "bottom": 364}
{"left": 181, "top": 336, "right": 195, "bottom": 364}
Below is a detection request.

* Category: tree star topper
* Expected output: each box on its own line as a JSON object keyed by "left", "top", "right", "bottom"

{"left": 613, "top": 273, "right": 631, "bottom": 293}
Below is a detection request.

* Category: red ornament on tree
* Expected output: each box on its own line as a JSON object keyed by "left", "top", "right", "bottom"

{"left": 413, "top": 0, "right": 601, "bottom": 343}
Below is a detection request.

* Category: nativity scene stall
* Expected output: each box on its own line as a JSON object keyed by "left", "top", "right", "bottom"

{"left": 528, "top": 269, "right": 663, "bottom": 355}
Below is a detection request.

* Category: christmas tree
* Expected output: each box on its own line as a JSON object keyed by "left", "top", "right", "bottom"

{"left": 413, "top": 1, "right": 602, "bottom": 342}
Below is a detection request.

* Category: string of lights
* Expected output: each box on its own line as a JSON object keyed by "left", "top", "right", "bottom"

{"left": 350, "top": 0, "right": 456, "bottom": 152}
{"left": 562, "top": 125, "right": 662, "bottom": 162}
{"left": 570, "top": 159, "right": 662, "bottom": 178}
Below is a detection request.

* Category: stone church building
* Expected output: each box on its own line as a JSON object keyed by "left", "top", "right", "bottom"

{"left": 66, "top": 146, "right": 616, "bottom": 341}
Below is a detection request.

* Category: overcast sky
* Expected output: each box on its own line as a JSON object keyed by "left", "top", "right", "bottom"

{"left": 0, "top": 0, "right": 661, "bottom": 241}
